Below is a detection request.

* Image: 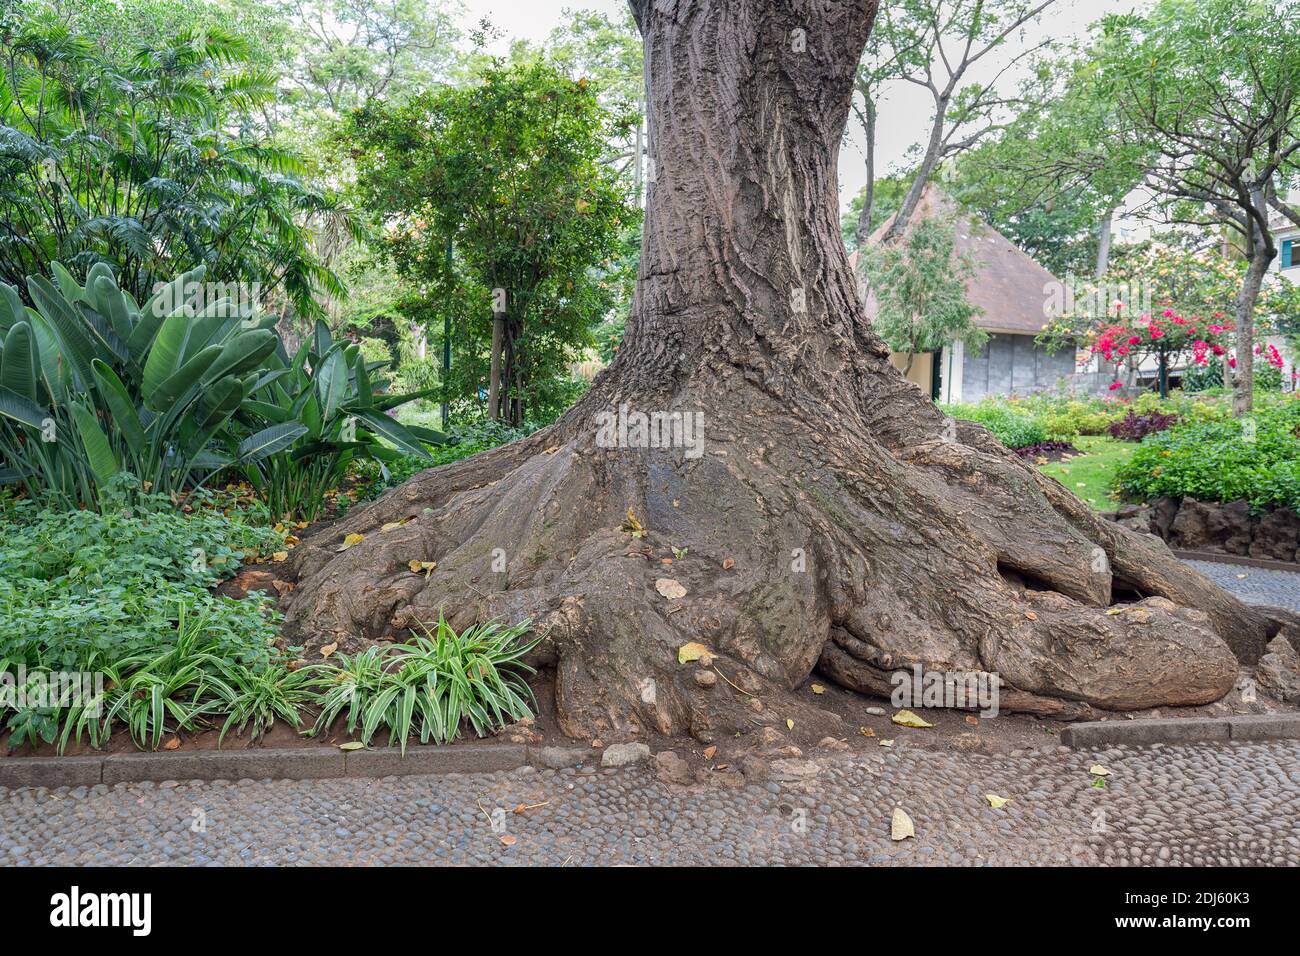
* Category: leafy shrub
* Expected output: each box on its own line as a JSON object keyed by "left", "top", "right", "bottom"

{"left": 0, "top": 265, "right": 282, "bottom": 508}
{"left": 305, "top": 616, "right": 540, "bottom": 752}
{"left": 237, "top": 320, "right": 444, "bottom": 520}
{"left": 1114, "top": 398, "right": 1300, "bottom": 510}
{"left": 1106, "top": 409, "right": 1179, "bottom": 441}
{"left": 1012, "top": 440, "right": 1078, "bottom": 459}
{"left": 352, "top": 418, "right": 536, "bottom": 499}
{"left": 0, "top": 495, "right": 283, "bottom": 672}
{"left": 948, "top": 402, "right": 1046, "bottom": 449}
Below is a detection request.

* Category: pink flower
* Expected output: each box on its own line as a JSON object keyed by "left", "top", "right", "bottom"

{"left": 1109, "top": 381, "right": 1123, "bottom": 391}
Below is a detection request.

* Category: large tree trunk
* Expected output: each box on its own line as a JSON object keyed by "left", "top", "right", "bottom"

{"left": 284, "top": 0, "right": 1270, "bottom": 742}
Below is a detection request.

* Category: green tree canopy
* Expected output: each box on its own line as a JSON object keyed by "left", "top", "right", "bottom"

{"left": 349, "top": 58, "right": 636, "bottom": 424}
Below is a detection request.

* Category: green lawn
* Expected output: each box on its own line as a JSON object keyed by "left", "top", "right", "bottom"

{"left": 1037, "top": 436, "right": 1135, "bottom": 511}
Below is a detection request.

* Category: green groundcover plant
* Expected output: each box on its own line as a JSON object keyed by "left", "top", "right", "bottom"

{"left": 1114, "top": 396, "right": 1300, "bottom": 512}
{"left": 0, "top": 491, "right": 283, "bottom": 672}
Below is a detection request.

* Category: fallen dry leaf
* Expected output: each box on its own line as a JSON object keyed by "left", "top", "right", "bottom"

{"left": 722, "top": 558, "right": 735, "bottom": 570}
{"left": 858, "top": 726, "right": 876, "bottom": 738}
{"left": 340, "top": 532, "right": 365, "bottom": 550}
{"left": 499, "top": 834, "right": 517, "bottom": 846}
{"left": 703, "top": 745, "right": 717, "bottom": 760}
{"left": 891, "top": 807, "right": 915, "bottom": 841}
{"left": 892, "top": 709, "right": 934, "bottom": 729}
{"left": 786, "top": 718, "right": 795, "bottom": 731}
{"left": 655, "top": 578, "right": 687, "bottom": 600}
{"left": 965, "top": 715, "right": 980, "bottom": 725}
{"left": 677, "top": 642, "right": 711, "bottom": 664}
{"left": 162, "top": 736, "right": 180, "bottom": 751}
{"left": 879, "top": 738, "right": 894, "bottom": 747}
{"left": 271, "top": 550, "right": 289, "bottom": 562}
{"left": 408, "top": 559, "right": 437, "bottom": 578}
{"left": 320, "top": 642, "right": 338, "bottom": 659}
{"left": 811, "top": 683, "right": 825, "bottom": 695}
{"left": 1089, "top": 764, "right": 1113, "bottom": 777}
{"left": 1025, "top": 611, "right": 1038, "bottom": 621}
{"left": 985, "top": 793, "right": 1010, "bottom": 809}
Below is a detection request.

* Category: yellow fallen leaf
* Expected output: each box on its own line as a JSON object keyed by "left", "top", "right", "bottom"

{"left": 786, "top": 718, "right": 795, "bottom": 730}
{"left": 1089, "top": 764, "right": 1113, "bottom": 777}
{"left": 1024, "top": 611, "right": 1038, "bottom": 621}
{"left": 678, "top": 642, "right": 711, "bottom": 664}
{"left": 271, "top": 551, "right": 288, "bottom": 562}
{"left": 811, "top": 683, "right": 825, "bottom": 695}
{"left": 320, "top": 642, "right": 338, "bottom": 659}
{"left": 341, "top": 532, "right": 365, "bottom": 549}
{"left": 890, "top": 807, "right": 915, "bottom": 841}
{"left": 879, "top": 739, "right": 894, "bottom": 747}
{"left": 338, "top": 741, "right": 364, "bottom": 751}
{"left": 985, "top": 794, "right": 1010, "bottom": 809}
{"left": 892, "top": 709, "right": 934, "bottom": 729}
{"left": 408, "top": 559, "right": 437, "bottom": 578}
{"left": 858, "top": 726, "right": 876, "bottom": 738}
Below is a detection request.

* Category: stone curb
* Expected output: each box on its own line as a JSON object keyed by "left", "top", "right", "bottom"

{"left": 0, "top": 741, "right": 582, "bottom": 789}
{"left": 1173, "top": 549, "right": 1300, "bottom": 574}
{"left": 1061, "top": 715, "right": 1300, "bottom": 749}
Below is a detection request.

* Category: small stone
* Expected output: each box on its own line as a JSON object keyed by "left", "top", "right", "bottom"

{"left": 694, "top": 669, "right": 718, "bottom": 688}
{"left": 817, "top": 736, "right": 849, "bottom": 752}
{"left": 601, "top": 742, "right": 652, "bottom": 768}
{"left": 755, "top": 726, "right": 784, "bottom": 748}
{"left": 739, "top": 755, "right": 770, "bottom": 783}
{"left": 865, "top": 706, "right": 886, "bottom": 717}
{"left": 655, "top": 751, "right": 693, "bottom": 786}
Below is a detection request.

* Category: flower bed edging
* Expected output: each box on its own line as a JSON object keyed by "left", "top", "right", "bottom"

{"left": 0, "top": 741, "right": 578, "bottom": 789}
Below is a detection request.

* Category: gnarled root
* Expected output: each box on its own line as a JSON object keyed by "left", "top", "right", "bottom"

{"left": 283, "top": 382, "right": 1258, "bottom": 741}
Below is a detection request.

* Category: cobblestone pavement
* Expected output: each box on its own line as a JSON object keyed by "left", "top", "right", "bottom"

{"left": 1, "top": 557, "right": 1293, "bottom": 868}
{"left": 1185, "top": 559, "right": 1300, "bottom": 612}
{"left": 2, "top": 739, "right": 1297, "bottom": 866}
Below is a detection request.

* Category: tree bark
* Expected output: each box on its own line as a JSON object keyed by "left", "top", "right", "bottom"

{"left": 854, "top": 92, "right": 877, "bottom": 251}
{"left": 1232, "top": 211, "right": 1276, "bottom": 418}
{"left": 488, "top": 310, "right": 504, "bottom": 420}
{"left": 284, "top": 0, "right": 1269, "bottom": 742}
{"left": 1094, "top": 208, "right": 1114, "bottom": 280}
{"left": 881, "top": 90, "right": 948, "bottom": 245}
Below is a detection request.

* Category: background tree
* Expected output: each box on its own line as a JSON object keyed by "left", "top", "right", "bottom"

{"left": 862, "top": 0, "right": 1059, "bottom": 247}
{"left": 861, "top": 217, "right": 985, "bottom": 372}
{"left": 1090, "top": 0, "right": 1300, "bottom": 416}
{"left": 350, "top": 59, "right": 635, "bottom": 424}
{"left": 0, "top": 2, "right": 348, "bottom": 315}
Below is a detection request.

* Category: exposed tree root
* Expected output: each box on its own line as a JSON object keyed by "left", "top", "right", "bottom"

{"left": 284, "top": 379, "right": 1256, "bottom": 740}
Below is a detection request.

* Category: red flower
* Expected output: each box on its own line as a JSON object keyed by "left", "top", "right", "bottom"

{"left": 1108, "top": 381, "right": 1123, "bottom": 391}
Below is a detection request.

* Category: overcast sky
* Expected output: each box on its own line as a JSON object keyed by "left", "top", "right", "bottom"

{"left": 456, "top": 0, "right": 1145, "bottom": 213}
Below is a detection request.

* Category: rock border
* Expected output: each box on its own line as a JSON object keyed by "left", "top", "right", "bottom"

{"left": 1172, "top": 549, "right": 1300, "bottom": 574}
{"left": 0, "top": 742, "right": 602, "bottom": 790}
{"left": 1060, "top": 714, "right": 1300, "bottom": 749}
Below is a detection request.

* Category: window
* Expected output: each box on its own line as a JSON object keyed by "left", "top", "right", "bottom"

{"left": 1285, "top": 239, "right": 1295, "bottom": 269}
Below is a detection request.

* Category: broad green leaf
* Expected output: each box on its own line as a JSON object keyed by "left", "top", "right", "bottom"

{"left": 69, "top": 400, "right": 120, "bottom": 485}
{"left": 354, "top": 409, "right": 433, "bottom": 459}
{"left": 91, "top": 360, "right": 146, "bottom": 456}
{"left": 0, "top": 385, "right": 46, "bottom": 428}
{"left": 1, "top": 323, "right": 38, "bottom": 400}
{"left": 141, "top": 311, "right": 193, "bottom": 409}
{"left": 237, "top": 422, "right": 309, "bottom": 461}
